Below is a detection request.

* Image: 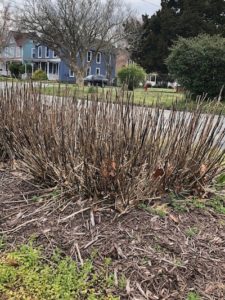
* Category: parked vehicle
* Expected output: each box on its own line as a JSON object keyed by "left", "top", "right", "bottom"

{"left": 146, "top": 73, "right": 176, "bottom": 88}
{"left": 84, "top": 75, "right": 108, "bottom": 87}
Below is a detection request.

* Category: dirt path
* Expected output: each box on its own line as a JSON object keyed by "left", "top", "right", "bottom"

{"left": 0, "top": 169, "right": 225, "bottom": 299}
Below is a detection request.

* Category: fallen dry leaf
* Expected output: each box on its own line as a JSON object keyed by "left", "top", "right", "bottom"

{"left": 200, "top": 164, "right": 207, "bottom": 176}
{"left": 153, "top": 168, "right": 164, "bottom": 179}
{"left": 169, "top": 213, "right": 179, "bottom": 224}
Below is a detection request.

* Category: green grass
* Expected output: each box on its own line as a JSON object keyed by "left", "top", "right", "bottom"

{"left": 173, "top": 198, "right": 225, "bottom": 215}
{"left": 185, "top": 226, "right": 199, "bottom": 238}
{"left": 40, "top": 84, "right": 184, "bottom": 106}
{"left": 1, "top": 78, "right": 225, "bottom": 114}
{"left": 208, "top": 197, "right": 225, "bottom": 214}
{"left": 39, "top": 84, "right": 225, "bottom": 114}
{"left": 187, "top": 291, "right": 201, "bottom": 300}
{"left": 139, "top": 203, "right": 168, "bottom": 217}
{"left": 0, "top": 76, "right": 18, "bottom": 82}
{"left": 0, "top": 244, "right": 120, "bottom": 300}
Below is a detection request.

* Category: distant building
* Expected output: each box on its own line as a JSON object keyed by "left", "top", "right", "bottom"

{"left": 115, "top": 48, "right": 133, "bottom": 74}
{"left": 0, "top": 31, "right": 116, "bottom": 83}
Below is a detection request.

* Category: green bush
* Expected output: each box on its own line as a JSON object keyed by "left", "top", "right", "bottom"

{"left": 8, "top": 63, "right": 32, "bottom": 78}
{"left": 32, "top": 69, "right": 48, "bottom": 81}
{"left": 19, "top": 64, "right": 32, "bottom": 75}
{"left": 118, "top": 64, "right": 146, "bottom": 90}
{"left": 166, "top": 34, "right": 225, "bottom": 98}
{"left": 9, "top": 62, "right": 22, "bottom": 78}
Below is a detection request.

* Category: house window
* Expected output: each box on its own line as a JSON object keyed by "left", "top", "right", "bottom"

{"left": 96, "top": 68, "right": 100, "bottom": 75}
{"left": 53, "top": 51, "right": 57, "bottom": 58}
{"left": 31, "top": 48, "right": 35, "bottom": 58}
{"left": 53, "top": 63, "right": 58, "bottom": 74}
{"left": 9, "top": 47, "right": 14, "bottom": 57}
{"left": 38, "top": 46, "right": 42, "bottom": 58}
{"left": 16, "top": 47, "right": 21, "bottom": 57}
{"left": 69, "top": 69, "right": 74, "bottom": 77}
{"left": 96, "top": 52, "right": 101, "bottom": 64}
{"left": 86, "top": 67, "right": 91, "bottom": 76}
{"left": 45, "top": 47, "right": 50, "bottom": 58}
{"left": 87, "top": 51, "right": 92, "bottom": 62}
{"left": 49, "top": 63, "right": 58, "bottom": 74}
{"left": 5, "top": 47, "right": 9, "bottom": 57}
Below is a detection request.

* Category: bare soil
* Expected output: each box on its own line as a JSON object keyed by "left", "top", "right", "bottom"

{"left": 0, "top": 169, "right": 225, "bottom": 300}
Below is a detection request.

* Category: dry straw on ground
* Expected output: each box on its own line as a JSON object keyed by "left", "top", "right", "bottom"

{"left": 0, "top": 83, "right": 224, "bottom": 211}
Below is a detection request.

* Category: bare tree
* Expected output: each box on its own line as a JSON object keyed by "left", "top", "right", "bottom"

{"left": 123, "top": 16, "right": 143, "bottom": 57}
{"left": 21, "top": 0, "right": 132, "bottom": 84}
{"left": 0, "top": 1, "right": 11, "bottom": 53}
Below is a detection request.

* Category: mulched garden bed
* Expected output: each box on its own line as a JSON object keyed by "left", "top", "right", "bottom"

{"left": 0, "top": 169, "right": 225, "bottom": 300}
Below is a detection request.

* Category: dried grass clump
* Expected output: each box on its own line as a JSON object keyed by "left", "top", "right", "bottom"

{"left": 0, "top": 84, "right": 224, "bottom": 210}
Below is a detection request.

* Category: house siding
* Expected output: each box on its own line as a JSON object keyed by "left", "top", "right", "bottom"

{"left": 59, "top": 61, "right": 75, "bottom": 83}
{"left": 23, "top": 40, "right": 34, "bottom": 62}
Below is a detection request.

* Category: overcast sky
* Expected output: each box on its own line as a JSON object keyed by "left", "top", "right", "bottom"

{"left": 127, "top": 0, "right": 161, "bottom": 15}
{"left": 11, "top": 0, "right": 161, "bottom": 16}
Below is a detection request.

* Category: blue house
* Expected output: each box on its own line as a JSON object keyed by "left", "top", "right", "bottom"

{"left": 0, "top": 31, "right": 116, "bottom": 83}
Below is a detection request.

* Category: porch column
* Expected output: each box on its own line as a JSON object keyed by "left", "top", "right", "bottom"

{"left": 24, "top": 63, "right": 27, "bottom": 79}
{"left": 47, "top": 62, "right": 49, "bottom": 79}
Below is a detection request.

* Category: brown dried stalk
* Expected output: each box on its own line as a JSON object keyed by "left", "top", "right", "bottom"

{"left": 0, "top": 83, "right": 224, "bottom": 210}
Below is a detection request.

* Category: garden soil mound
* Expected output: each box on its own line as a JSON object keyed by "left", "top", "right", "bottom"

{"left": 0, "top": 169, "right": 225, "bottom": 299}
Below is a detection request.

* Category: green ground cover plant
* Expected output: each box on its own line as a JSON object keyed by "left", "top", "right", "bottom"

{"left": 187, "top": 292, "right": 201, "bottom": 300}
{"left": 0, "top": 244, "right": 119, "bottom": 300}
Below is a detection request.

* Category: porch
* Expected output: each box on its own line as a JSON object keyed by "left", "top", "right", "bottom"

{"left": 33, "top": 61, "right": 60, "bottom": 81}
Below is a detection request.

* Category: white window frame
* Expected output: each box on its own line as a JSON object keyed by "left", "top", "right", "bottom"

{"left": 49, "top": 63, "right": 58, "bottom": 75}
{"left": 96, "top": 68, "right": 100, "bottom": 75}
{"left": 38, "top": 46, "right": 42, "bottom": 58}
{"left": 53, "top": 51, "right": 57, "bottom": 58}
{"left": 86, "top": 67, "right": 91, "bottom": 76}
{"left": 69, "top": 68, "right": 74, "bottom": 77}
{"left": 5, "top": 47, "right": 9, "bottom": 57}
{"left": 31, "top": 48, "right": 35, "bottom": 58}
{"left": 52, "top": 63, "right": 58, "bottom": 75}
{"left": 9, "top": 47, "right": 14, "bottom": 58}
{"left": 96, "top": 52, "right": 101, "bottom": 64}
{"left": 16, "top": 46, "right": 21, "bottom": 57}
{"left": 45, "top": 46, "right": 50, "bottom": 58}
{"left": 87, "top": 51, "right": 92, "bottom": 62}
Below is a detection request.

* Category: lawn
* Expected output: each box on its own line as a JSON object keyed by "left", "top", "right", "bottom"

{"left": 1, "top": 78, "right": 225, "bottom": 114}
{"left": 40, "top": 83, "right": 225, "bottom": 114}
{"left": 40, "top": 84, "right": 185, "bottom": 106}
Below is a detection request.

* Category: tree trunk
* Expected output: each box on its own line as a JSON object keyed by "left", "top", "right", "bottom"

{"left": 71, "top": 62, "right": 85, "bottom": 86}
{"left": 76, "top": 71, "right": 84, "bottom": 86}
